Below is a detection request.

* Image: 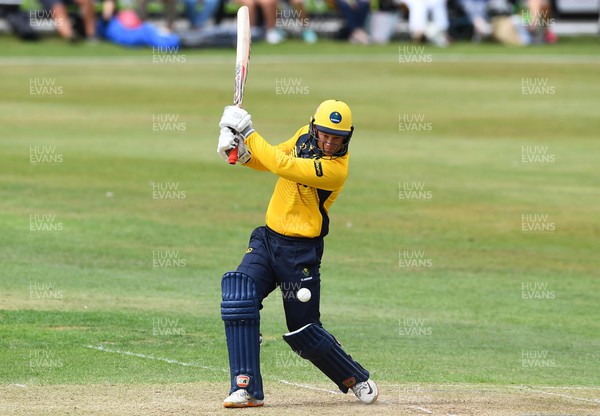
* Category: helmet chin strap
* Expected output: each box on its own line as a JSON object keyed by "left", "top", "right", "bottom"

{"left": 308, "top": 119, "right": 324, "bottom": 158}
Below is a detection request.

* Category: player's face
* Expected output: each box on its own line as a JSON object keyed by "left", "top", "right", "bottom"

{"left": 316, "top": 131, "right": 345, "bottom": 156}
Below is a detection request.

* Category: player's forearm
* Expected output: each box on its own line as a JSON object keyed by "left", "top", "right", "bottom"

{"left": 245, "top": 131, "right": 347, "bottom": 190}
{"left": 242, "top": 155, "right": 269, "bottom": 171}
{"left": 242, "top": 133, "right": 298, "bottom": 171}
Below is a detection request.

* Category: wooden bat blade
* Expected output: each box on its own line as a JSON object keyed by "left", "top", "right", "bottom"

{"left": 233, "top": 5, "right": 251, "bottom": 107}
{"left": 229, "top": 5, "right": 251, "bottom": 165}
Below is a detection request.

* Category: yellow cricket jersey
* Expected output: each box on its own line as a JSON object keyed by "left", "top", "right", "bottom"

{"left": 243, "top": 125, "right": 349, "bottom": 238}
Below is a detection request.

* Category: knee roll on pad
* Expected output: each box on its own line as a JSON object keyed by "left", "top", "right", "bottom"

{"left": 221, "top": 271, "right": 260, "bottom": 321}
{"left": 283, "top": 323, "right": 369, "bottom": 393}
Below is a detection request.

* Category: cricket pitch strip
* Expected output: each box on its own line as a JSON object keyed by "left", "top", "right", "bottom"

{"left": 2, "top": 382, "right": 598, "bottom": 415}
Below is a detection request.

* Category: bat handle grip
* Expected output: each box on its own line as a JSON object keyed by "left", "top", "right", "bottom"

{"left": 228, "top": 147, "right": 238, "bottom": 165}
{"left": 228, "top": 104, "right": 243, "bottom": 165}
{"left": 228, "top": 126, "right": 239, "bottom": 165}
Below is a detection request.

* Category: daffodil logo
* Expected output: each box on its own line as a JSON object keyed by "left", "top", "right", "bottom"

{"left": 329, "top": 111, "right": 342, "bottom": 124}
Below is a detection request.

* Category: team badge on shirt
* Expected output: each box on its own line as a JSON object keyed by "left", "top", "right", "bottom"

{"left": 314, "top": 160, "right": 323, "bottom": 177}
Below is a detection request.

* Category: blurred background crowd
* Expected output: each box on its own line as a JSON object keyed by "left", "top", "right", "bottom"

{"left": 0, "top": 0, "right": 598, "bottom": 47}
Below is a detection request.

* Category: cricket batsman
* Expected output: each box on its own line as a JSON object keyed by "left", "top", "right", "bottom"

{"left": 216, "top": 99, "right": 379, "bottom": 408}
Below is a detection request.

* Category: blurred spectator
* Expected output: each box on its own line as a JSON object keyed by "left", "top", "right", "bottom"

{"left": 182, "top": 0, "right": 220, "bottom": 29}
{"left": 237, "top": 0, "right": 283, "bottom": 43}
{"left": 138, "top": 0, "right": 177, "bottom": 30}
{"left": 38, "top": 0, "right": 97, "bottom": 41}
{"left": 488, "top": 0, "right": 524, "bottom": 45}
{"left": 98, "top": 8, "right": 181, "bottom": 46}
{"left": 487, "top": 0, "right": 557, "bottom": 45}
{"left": 286, "top": 0, "right": 318, "bottom": 43}
{"left": 523, "top": 0, "right": 557, "bottom": 43}
{"left": 335, "top": 0, "right": 370, "bottom": 44}
{"left": 102, "top": 0, "right": 117, "bottom": 21}
{"left": 403, "top": 0, "right": 449, "bottom": 47}
{"left": 368, "top": 0, "right": 402, "bottom": 44}
{"left": 458, "top": 0, "right": 492, "bottom": 41}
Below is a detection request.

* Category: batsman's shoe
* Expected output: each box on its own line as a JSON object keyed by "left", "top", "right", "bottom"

{"left": 351, "top": 379, "right": 379, "bottom": 404}
{"left": 223, "top": 389, "right": 264, "bottom": 408}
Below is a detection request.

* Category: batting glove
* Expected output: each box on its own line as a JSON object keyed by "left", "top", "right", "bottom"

{"left": 219, "top": 106, "right": 255, "bottom": 139}
{"left": 217, "top": 127, "right": 251, "bottom": 164}
{"left": 235, "top": 139, "right": 252, "bottom": 164}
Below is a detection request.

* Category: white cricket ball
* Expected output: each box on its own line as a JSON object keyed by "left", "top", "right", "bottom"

{"left": 297, "top": 288, "right": 311, "bottom": 303}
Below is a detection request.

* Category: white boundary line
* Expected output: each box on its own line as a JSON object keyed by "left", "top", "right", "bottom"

{"left": 86, "top": 345, "right": 342, "bottom": 395}
{"left": 537, "top": 386, "right": 600, "bottom": 391}
{"left": 278, "top": 380, "right": 340, "bottom": 395}
{"left": 388, "top": 382, "right": 600, "bottom": 392}
{"left": 86, "top": 344, "right": 227, "bottom": 373}
{"left": 411, "top": 405, "right": 434, "bottom": 414}
{"left": 508, "top": 385, "right": 600, "bottom": 405}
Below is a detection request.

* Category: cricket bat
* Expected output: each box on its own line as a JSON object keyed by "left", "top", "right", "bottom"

{"left": 228, "top": 6, "right": 251, "bottom": 165}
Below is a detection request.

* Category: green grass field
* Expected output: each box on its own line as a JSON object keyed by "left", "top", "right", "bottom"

{"left": 0, "top": 35, "right": 599, "bottom": 413}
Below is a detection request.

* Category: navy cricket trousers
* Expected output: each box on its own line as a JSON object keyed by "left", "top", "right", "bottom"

{"left": 236, "top": 226, "right": 324, "bottom": 332}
